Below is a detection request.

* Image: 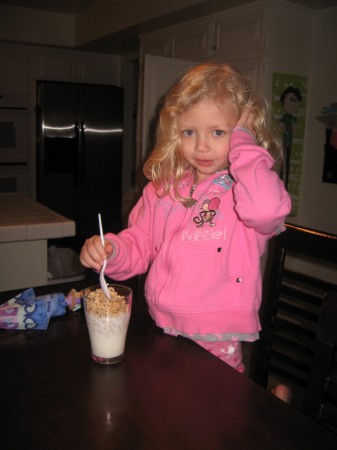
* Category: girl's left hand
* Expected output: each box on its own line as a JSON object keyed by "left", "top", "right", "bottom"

{"left": 236, "top": 109, "right": 255, "bottom": 134}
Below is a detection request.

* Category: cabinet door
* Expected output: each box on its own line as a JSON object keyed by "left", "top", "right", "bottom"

{"left": 140, "top": 30, "right": 173, "bottom": 58}
{"left": 39, "top": 50, "right": 76, "bottom": 82}
{"left": 0, "top": 47, "right": 29, "bottom": 91}
{"left": 172, "top": 21, "right": 211, "bottom": 60}
{"left": 212, "top": 6, "right": 267, "bottom": 59}
{"left": 0, "top": 165, "right": 31, "bottom": 196}
{"left": 223, "top": 55, "right": 267, "bottom": 97}
{"left": 38, "top": 51, "right": 120, "bottom": 85}
{"left": 78, "top": 54, "right": 120, "bottom": 85}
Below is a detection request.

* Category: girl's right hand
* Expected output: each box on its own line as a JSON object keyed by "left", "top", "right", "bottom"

{"left": 79, "top": 235, "right": 114, "bottom": 271}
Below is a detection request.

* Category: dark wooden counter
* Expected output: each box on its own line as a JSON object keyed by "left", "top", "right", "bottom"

{"left": 1, "top": 280, "right": 337, "bottom": 450}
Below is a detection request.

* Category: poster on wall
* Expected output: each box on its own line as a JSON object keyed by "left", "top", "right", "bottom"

{"left": 272, "top": 72, "right": 308, "bottom": 217}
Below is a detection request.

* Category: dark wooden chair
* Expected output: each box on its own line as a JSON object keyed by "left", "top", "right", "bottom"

{"left": 250, "top": 223, "right": 337, "bottom": 434}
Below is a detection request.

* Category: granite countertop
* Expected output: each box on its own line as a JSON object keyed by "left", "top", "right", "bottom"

{"left": 0, "top": 193, "right": 75, "bottom": 243}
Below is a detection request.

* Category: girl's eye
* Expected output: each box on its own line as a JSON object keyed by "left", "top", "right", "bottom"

{"left": 182, "top": 129, "right": 194, "bottom": 137}
{"left": 213, "top": 130, "right": 225, "bottom": 137}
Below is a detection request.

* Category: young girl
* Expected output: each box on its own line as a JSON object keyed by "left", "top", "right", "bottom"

{"left": 80, "top": 62, "right": 291, "bottom": 378}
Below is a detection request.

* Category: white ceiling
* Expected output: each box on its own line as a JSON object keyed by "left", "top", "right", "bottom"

{"left": 1, "top": 0, "right": 337, "bottom": 14}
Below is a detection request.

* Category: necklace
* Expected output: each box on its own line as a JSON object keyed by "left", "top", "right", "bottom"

{"left": 184, "top": 184, "right": 197, "bottom": 208}
{"left": 183, "top": 167, "right": 229, "bottom": 208}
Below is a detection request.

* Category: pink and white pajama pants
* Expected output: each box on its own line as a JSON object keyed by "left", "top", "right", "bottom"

{"left": 194, "top": 340, "right": 245, "bottom": 373}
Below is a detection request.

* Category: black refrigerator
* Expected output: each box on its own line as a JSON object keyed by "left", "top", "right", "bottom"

{"left": 36, "top": 81, "right": 124, "bottom": 251}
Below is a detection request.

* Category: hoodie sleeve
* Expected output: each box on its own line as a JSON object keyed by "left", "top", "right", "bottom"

{"left": 104, "top": 183, "right": 156, "bottom": 280}
{"left": 229, "top": 128, "right": 292, "bottom": 235}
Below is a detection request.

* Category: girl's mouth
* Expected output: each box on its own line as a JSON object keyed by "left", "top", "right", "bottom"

{"left": 196, "top": 159, "right": 213, "bottom": 167}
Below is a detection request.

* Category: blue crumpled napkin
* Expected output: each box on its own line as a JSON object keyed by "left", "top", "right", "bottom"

{"left": 0, "top": 288, "right": 68, "bottom": 330}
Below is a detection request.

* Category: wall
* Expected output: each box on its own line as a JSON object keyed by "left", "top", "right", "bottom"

{"left": 0, "top": 5, "right": 75, "bottom": 47}
{"left": 276, "top": 4, "right": 337, "bottom": 283}
{"left": 294, "top": 6, "right": 337, "bottom": 235}
{"left": 264, "top": 1, "right": 337, "bottom": 239}
{"left": 243, "top": 1, "right": 337, "bottom": 239}
{"left": 268, "top": 1, "right": 313, "bottom": 88}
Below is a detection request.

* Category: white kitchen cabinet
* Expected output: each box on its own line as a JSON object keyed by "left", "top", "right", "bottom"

{"left": 139, "top": 0, "right": 314, "bottom": 104}
{"left": 140, "top": 29, "right": 173, "bottom": 58}
{"left": 139, "top": 3, "right": 270, "bottom": 98}
{"left": 0, "top": 44, "right": 122, "bottom": 90}
{"left": 78, "top": 53, "right": 120, "bottom": 85}
{"left": 140, "top": 18, "right": 212, "bottom": 61}
{"left": 141, "top": 19, "right": 211, "bottom": 61}
{"left": 171, "top": 20, "right": 211, "bottom": 60}
{"left": 38, "top": 50, "right": 76, "bottom": 82}
{"left": 38, "top": 49, "right": 120, "bottom": 85}
{"left": 211, "top": 5, "right": 267, "bottom": 60}
{"left": 0, "top": 47, "right": 29, "bottom": 92}
{"left": 140, "top": 2, "right": 268, "bottom": 63}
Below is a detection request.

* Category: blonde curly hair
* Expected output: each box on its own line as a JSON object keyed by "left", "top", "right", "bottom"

{"left": 143, "top": 62, "right": 283, "bottom": 204}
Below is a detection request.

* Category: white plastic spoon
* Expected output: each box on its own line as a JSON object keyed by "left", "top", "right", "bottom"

{"left": 98, "top": 213, "right": 111, "bottom": 299}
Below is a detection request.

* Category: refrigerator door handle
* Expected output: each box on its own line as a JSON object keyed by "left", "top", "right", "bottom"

{"left": 79, "top": 121, "right": 85, "bottom": 187}
{"left": 74, "top": 120, "right": 80, "bottom": 186}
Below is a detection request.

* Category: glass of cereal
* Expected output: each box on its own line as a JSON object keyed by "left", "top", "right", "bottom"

{"left": 83, "top": 284, "right": 132, "bottom": 364}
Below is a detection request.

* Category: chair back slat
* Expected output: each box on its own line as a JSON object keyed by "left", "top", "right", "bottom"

{"left": 303, "top": 292, "right": 337, "bottom": 432}
{"left": 250, "top": 224, "right": 337, "bottom": 433}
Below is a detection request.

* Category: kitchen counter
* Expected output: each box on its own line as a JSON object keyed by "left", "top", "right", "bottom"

{"left": 0, "top": 193, "right": 75, "bottom": 242}
{"left": 0, "top": 193, "right": 76, "bottom": 291}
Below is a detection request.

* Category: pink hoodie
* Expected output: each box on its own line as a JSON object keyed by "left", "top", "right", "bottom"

{"left": 105, "top": 129, "right": 291, "bottom": 337}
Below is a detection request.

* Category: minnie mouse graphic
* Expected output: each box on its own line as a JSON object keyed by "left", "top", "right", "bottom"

{"left": 193, "top": 197, "right": 221, "bottom": 227}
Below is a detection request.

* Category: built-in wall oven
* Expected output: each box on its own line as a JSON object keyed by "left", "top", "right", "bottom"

{"left": 0, "top": 93, "right": 30, "bottom": 195}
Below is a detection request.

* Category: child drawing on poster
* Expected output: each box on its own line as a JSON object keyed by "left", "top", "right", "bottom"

{"left": 279, "top": 87, "right": 302, "bottom": 188}
{"left": 272, "top": 72, "right": 307, "bottom": 217}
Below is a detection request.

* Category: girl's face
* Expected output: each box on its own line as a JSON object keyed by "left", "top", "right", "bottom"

{"left": 179, "top": 99, "right": 237, "bottom": 182}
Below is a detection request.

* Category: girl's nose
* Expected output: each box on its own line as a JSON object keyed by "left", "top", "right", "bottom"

{"left": 195, "top": 134, "right": 210, "bottom": 152}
